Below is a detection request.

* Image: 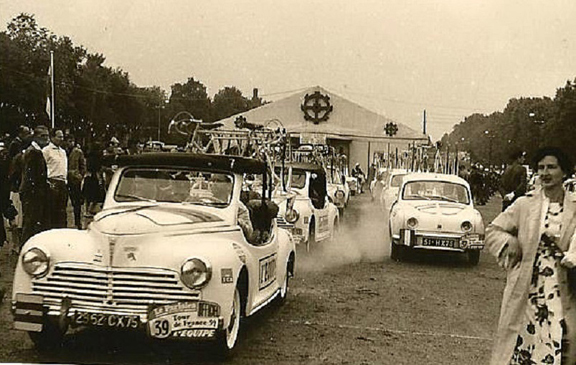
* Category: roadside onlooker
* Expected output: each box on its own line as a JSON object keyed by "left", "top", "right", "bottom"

{"left": 20, "top": 125, "right": 50, "bottom": 245}
{"left": 485, "top": 146, "right": 576, "bottom": 364}
{"left": 7, "top": 134, "right": 32, "bottom": 250}
{"left": 66, "top": 134, "right": 86, "bottom": 229}
{"left": 8, "top": 125, "right": 30, "bottom": 160}
{"left": 42, "top": 129, "right": 68, "bottom": 229}
{"left": 0, "top": 143, "right": 17, "bottom": 247}
{"left": 351, "top": 163, "right": 366, "bottom": 193}
{"left": 125, "top": 138, "right": 142, "bottom": 155}
{"left": 83, "top": 142, "right": 105, "bottom": 218}
{"left": 499, "top": 150, "right": 527, "bottom": 212}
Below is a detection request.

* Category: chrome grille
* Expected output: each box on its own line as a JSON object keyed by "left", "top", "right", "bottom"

{"left": 32, "top": 263, "right": 199, "bottom": 312}
{"left": 276, "top": 217, "right": 294, "bottom": 229}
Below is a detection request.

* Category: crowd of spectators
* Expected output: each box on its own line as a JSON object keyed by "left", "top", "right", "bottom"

{"left": 0, "top": 127, "right": 144, "bottom": 253}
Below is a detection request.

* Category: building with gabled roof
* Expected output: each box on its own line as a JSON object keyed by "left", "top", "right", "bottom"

{"left": 217, "top": 86, "right": 429, "bottom": 174}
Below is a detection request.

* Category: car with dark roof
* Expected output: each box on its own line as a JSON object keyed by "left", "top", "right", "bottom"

{"left": 12, "top": 153, "right": 295, "bottom": 357}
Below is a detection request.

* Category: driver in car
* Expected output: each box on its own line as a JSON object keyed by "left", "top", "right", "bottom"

{"left": 210, "top": 175, "right": 254, "bottom": 241}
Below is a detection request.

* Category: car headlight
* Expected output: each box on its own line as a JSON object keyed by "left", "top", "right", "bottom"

{"left": 285, "top": 209, "right": 300, "bottom": 223}
{"left": 407, "top": 217, "right": 418, "bottom": 229}
{"left": 335, "top": 190, "right": 345, "bottom": 199}
{"left": 181, "top": 258, "right": 212, "bottom": 289}
{"left": 461, "top": 221, "right": 473, "bottom": 232}
{"left": 22, "top": 248, "right": 50, "bottom": 278}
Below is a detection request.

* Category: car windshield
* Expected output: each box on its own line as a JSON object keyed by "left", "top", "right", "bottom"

{"left": 114, "top": 168, "right": 234, "bottom": 207}
{"left": 290, "top": 170, "right": 307, "bottom": 189}
{"left": 402, "top": 181, "right": 470, "bottom": 204}
{"left": 390, "top": 174, "right": 406, "bottom": 187}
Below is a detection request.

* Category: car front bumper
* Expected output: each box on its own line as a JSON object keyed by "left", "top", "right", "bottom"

{"left": 13, "top": 293, "right": 224, "bottom": 340}
{"left": 392, "top": 229, "right": 484, "bottom": 252}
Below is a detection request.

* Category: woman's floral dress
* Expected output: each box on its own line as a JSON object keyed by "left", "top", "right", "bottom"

{"left": 510, "top": 202, "right": 568, "bottom": 364}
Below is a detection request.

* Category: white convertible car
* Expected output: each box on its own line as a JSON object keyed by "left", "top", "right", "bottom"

{"left": 274, "top": 163, "right": 339, "bottom": 252}
{"left": 389, "top": 173, "right": 485, "bottom": 265}
{"left": 12, "top": 153, "right": 295, "bottom": 356}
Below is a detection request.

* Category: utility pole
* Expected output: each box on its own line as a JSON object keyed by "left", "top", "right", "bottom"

{"left": 50, "top": 51, "right": 55, "bottom": 129}
{"left": 423, "top": 109, "right": 426, "bottom": 135}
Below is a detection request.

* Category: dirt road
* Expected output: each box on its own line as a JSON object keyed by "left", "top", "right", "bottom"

{"left": 0, "top": 194, "right": 505, "bottom": 364}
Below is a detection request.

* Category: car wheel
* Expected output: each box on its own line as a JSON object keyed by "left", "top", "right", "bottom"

{"left": 214, "top": 286, "right": 241, "bottom": 357}
{"left": 467, "top": 250, "right": 480, "bottom": 266}
{"left": 306, "top": 221, "right": 316, "bottom": 252}
{"left": 276, "top": 261, "right": 292, "bottom": 306}
{"left": 390, "top": 242, "right": 403, "bottom": 261}
{"left": 28, "top": 319, "right": 66, "bottom": 352}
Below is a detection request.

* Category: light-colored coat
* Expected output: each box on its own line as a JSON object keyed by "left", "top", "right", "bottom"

{"left": 485, "top": 187, "right": 576, "bottom": 365}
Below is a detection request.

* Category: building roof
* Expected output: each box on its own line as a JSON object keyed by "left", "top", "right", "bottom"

{"left": 217, "top": 86, "right": 428, "bottom": 142}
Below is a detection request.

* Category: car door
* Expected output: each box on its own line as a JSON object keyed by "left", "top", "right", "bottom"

{"left": 243, "top": 232, "right": 280, "bottom": 311}
{"left": 309, "top": 172, "right": 331, "bottom": 242}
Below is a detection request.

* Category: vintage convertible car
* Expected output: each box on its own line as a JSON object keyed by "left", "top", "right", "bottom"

{"left": 389, "top": 173, "right": 485, "bottom": 265}
{"left": 12, "top": 153, "right": 295, "bottom": 356}
{"left": 273, "top": 163, "right": 339, "bottom": 252}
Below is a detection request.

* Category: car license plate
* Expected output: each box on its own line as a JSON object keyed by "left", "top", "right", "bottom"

{"left": 74, "top": 312, "right": 140, "bottom": 328}
{"left": 422, "top": 237, "right": 456, "bottom": 248}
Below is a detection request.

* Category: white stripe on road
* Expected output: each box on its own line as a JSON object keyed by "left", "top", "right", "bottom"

{"left": 271, "top": 318, "right": 493, "bottom": 341}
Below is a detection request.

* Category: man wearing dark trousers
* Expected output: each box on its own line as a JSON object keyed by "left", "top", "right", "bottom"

{"left": 20, "top": 125, "right": 50, "bottom": 245}
{"left": 499, "top": 150, "right": 527, "bottom": 211}
{"left": 42, "top": 129, "right": 68, "bottom": 229}
{"left": 65, "top": 134, "right": 86, "bottom": 229}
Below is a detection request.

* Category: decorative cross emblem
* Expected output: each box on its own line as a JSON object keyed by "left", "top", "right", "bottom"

{"left": 301, "top": 91, "right": 334, "bottom": 124}
{"left": 384, "top": 122, "right": 398, "bottom": 137}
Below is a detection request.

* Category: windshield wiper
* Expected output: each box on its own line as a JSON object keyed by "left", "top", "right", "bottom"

{"left": 428, "top": 195, "right": 459, "bottom": 203}
{"left": 116, "top": 193, "right": 157, "bottom": 203}
{"left": 405, "top": 194, "right": 431, "bottom": 200}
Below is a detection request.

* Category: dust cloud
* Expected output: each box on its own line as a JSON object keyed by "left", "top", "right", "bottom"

{"left": 297, "top": 195, "right": 391, "bottom": 272}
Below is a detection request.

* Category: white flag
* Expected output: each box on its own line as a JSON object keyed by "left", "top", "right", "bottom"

{"left": 46, "top": 96, "right": 51, "bottom": 119}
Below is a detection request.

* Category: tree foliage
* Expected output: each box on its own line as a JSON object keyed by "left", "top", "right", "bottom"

{"left": 0, "top": 13, "right": 262, "bottom": 145}
{"left": 444, "top": 84, "right": 575, "bottom": 169}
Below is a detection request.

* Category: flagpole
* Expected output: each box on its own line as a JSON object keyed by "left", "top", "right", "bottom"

{"left": 50, "top": 50, "right": 55, "bottom": 129}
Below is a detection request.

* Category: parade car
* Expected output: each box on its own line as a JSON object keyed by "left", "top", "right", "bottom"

{"left": 379, "top": 169, "right": 409, "bottom": 215}
{"left": 274, "top": 163, "right": 339, "bottom": 252}
{"left": 12, "top": 153, "right": 295, "bottom": 356}
{"left": 389, "top": 172, "right": 485, "bottom": 265}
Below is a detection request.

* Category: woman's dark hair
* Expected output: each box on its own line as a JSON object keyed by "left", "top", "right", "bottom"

{"left": 531, "top": 147, "right": 574, "bottom": 178}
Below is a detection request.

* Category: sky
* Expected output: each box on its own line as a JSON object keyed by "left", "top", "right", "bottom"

{"left": 1, "top": 0, "right": 575, "bottom": 141}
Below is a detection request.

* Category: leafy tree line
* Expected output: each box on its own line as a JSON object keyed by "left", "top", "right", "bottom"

{"left": 0, "top": 14, "right": 264, "bottom": 145}
{"left": 441, "top": 78, "right": 576, "bottom": 169}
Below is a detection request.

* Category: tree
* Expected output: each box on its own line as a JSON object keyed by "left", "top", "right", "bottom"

{"left": 168, "top": 77, "right": 212, "bottom": 122}
{"left": 543, "top": 79, "right": 576, "bottom": 157}
{"left": 212, "top": 86, "right": 250, "bottom": 121}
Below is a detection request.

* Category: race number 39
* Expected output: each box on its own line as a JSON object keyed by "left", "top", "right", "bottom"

{"left": 151, "top": 319, "right": 171, "bottom": 339}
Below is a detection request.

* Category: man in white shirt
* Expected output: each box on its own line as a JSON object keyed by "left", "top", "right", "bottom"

{"left": 42, "top": 129, "right": 68, "bottom": 228}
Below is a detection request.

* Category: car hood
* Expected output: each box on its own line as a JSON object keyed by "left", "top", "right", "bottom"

{"left": 402, "top": 201, "right": 470, "bottom": 215}
{"left": 92, "top": 204, "right": 227, "bottom": 235}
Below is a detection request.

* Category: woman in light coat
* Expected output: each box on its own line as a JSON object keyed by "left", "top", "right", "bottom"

{"left": 486, "top": 147, "right": 576, "bottom": 364}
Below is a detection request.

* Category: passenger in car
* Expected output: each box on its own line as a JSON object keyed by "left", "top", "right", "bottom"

{"left": 210, "top": 174, "right": 254, "bottom": 240}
